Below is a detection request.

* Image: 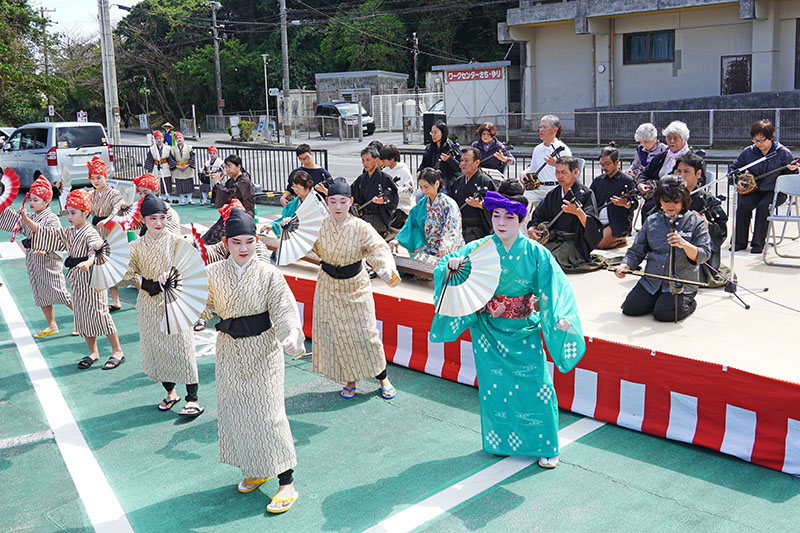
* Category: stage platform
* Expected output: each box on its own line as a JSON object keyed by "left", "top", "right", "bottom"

{"left": 265, "top": 233, "right": 800, "bottom": 477}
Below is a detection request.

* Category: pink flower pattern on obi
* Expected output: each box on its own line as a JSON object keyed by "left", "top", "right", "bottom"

{"left": 483, "top": 293, "right": 538, "bottom": 319}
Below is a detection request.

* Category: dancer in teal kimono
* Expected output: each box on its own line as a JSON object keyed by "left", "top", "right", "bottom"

{"left": 269, "top": 170, "right": 314, "bottom": 237}
{"left": 430, "top": 180, "right": 586, "bottom": 468}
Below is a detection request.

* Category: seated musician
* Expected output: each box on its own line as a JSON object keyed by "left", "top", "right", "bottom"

{"left": 615, "top": 176, "right": 711, "bottom": 322}
{"left": 673, "top": 153, "right": 728, "bottom": 285}
{"left": 280, "top": 144, "right": 331, "bottom": 206}
{"left": 449, "top": 147, "right": 497, "bottom": 243}
{"left": 732, "top": 119, "right": 798, "bottom": 254}
{"left": 626, "top": 123, "right": 667, "bottom": 179}
{"left": 266, "top": 170, "right": 315, "bottom": 237}
{"left": 351, "top": 145, "right": 399, "bottom": 239}
{"left": 527, "top": 157, "right": 603, "bottom": 272}
{"left": 638, "top": 121, "right": 695, "bottom": 220}
{"left": 390, "top": 168, "right": 464, "bottom": 262}
{"left": 590, "top": 144, "right": 638, "bottom": 249}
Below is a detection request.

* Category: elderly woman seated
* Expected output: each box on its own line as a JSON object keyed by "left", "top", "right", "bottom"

{"left": 470, "top": 121, "right": 516, "bottom": 174}
{"left": 626, "top": 122, "right": 667, "bottom": 179}
{"left": 390, "top": 168, "right": 464, "bottom": 263}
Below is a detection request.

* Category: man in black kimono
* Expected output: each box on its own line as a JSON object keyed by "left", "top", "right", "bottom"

{"left": 449, "top": 147, "right": 497, "bottom": 242}
{"left": 351, "top": 145, "right": 399, "bottom": 238}
{"left": 590, "top": 145, "right": 638, "bottom": 249}
{"left": 527, "top": 157, "right": 603, "bottom": 272}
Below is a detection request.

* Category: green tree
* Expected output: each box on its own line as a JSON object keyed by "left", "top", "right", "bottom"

{"left": 320, "top": 0, "right": 409, "bottom": 73}
{"left": 0, "top": 0, "right": 63, "bottom": 125}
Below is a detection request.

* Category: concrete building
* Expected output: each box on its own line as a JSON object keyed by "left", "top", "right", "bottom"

{"left": 315, "top": 70, "right": 409, "bottom": 114}
{"left": 499, "top": 0, "right": 800, "bottom": 121}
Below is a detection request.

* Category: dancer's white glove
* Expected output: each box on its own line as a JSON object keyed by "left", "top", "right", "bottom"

{"left": 447, "top": 257, "right": 466, "bottom": 271}
{"left": 282, "top": 327, "right": 305, "bottom": 359}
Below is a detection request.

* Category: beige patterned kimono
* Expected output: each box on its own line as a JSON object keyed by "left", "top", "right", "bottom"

{"left": 205, "top": 240, "right": 271, "bottom": 264}
{"left": 33, "top": 223, "right": 117, "bottom": 337}
{"left": 0, "top": 209, "right": 71, "bottom": 308}
{"left": 90, "top": 186, "right": 123, "bottom": 239}
{"left": 311, "top": 215, "right": 398, "bottom": 382}
{"left": 203, "top": 257, "right": 301, "bottom": 478}
{"left": 127, "top": 232, "right": 198, "bottom": 385}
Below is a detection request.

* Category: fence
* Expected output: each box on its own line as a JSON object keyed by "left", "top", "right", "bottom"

{"left": 371, "top": 92, "right": 442, "bottom": 132}
{"left": 111, "top": 144, "right": 328, "bottom": 195}
{"left": 404, "top": 108, "right": 800, "bottom": 148}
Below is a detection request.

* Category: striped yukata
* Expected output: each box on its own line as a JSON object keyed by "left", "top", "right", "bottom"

{"left": 0, "top": 209, "right": 72, "bottom": 308}
{"left": 89, "top": 186, "right": 123, "bottom": 239}
{"left": 33, "top": 224, "right": 117, "bottom": 338}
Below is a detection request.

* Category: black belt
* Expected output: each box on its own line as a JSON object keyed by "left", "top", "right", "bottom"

{"left": 21, "top": 238, "right": 31, "bottom": 249}
{"left": 320, "top": 260, "right": 363, "bottom": 279}
{"left": 540, "top": 181, "right": 557, "bottom": 186}
{"left": 140, "top": 278, "right": 162, "bottom": 296}
{"left": 215, "top": 310, "right": 272, "bottom": 339}
{"left": 64, "top": 255, "right": 88, "bottom": 268}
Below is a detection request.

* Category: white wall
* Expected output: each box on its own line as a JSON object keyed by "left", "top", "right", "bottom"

{"left": 532, "top": 23, "right": 594, "bottom": 111}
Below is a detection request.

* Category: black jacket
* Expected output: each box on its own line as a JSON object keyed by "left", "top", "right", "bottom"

{"left": 418, "top": 139, "right": 461, "bottom": 190}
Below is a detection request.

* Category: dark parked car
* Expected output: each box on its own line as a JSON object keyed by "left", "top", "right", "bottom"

{"left": 315, "top": 102, "right": 375, "bottom": 137}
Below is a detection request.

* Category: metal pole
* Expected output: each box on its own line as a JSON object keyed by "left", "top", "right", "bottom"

{"left": 279, "top": 0, "right": 291, "bottom": 145}
{"left": 413, "top": 32, "right": 419, "bottom": 139}
{"left": 262, "top": 54, "right": 270, "bottom": 143}
{"left": 40, "top": 7, "right": 55, "bottom": 119}
{"left": 143, "top": 76, "right": 149, "bottom": 119}
{"left": 97, "top": 0, "right": 121, "bottom": 145}
{"left": 210, "top": 2, "right": 224, "bottom": 118}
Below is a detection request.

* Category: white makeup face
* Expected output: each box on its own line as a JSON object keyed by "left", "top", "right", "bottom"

{"left": 225, "top": 235, "right": 257, "bottom": 265}
{"left": 491, "top": 207, "right": 522, "bottom": 242}
{"left": 144, "top": 213, "right": 167, "bottom": 236}
{"left": 28, "top": 194, "right": 48, "bottom": 212}
{"left": 326, "top": 194, "right": 353, "bottom": 221}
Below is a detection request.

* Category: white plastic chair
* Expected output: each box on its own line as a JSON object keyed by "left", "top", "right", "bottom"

{"left": 763, "top": 174, "right": 800, "bottom": 267}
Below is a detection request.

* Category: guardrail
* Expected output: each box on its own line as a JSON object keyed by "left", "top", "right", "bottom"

{"left": 111, "top": 144, "right": 328, "bottom": 194}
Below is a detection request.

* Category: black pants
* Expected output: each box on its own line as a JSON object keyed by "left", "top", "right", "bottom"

{"left": 162, "top": 382, "right": 199, "bottom": 402}
{"left": 621, "top": 281, "right": 697, "bottom": 322}
{"left": 375, "top": 368, "right": 387, "bottom": 381}
{"left": 735, "top": 190, "right": 785, "bottom": 250}
{"left": 278, "top": 469, "right": 294, "bottom": 486}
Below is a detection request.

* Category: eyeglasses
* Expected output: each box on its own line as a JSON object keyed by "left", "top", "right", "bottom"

{"left": 752, "top": 138, "right": 769, "bottom": 145}
{"left": 298, "top": 154, "right": 311, "bottom": 161}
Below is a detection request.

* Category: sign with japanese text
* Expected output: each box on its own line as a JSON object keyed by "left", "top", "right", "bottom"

{"left": 445, "top": 68, "right": 503, "bottom": 83}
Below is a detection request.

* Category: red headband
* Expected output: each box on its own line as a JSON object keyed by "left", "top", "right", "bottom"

{"left": 29, "top": 176, "right": 53, "bottom": 203}
{"left": 133, "top": 173, "right": 160, "bottom": 192}
{"left": 218, "top": 199, "right": 244, "bottom": 221}
{"left": 65, "top": 189, "right": 92, "bottom": 212}
{"left": 87, "top": 156, "right": 107, "bottom": 177}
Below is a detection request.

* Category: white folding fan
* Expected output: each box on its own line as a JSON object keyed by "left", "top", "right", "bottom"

{"left": 434, "top": 239, "right": 502, "bottom": 317}
{"left": 90, "top": 224, "right": 131, "bottom": 290}
{"left": 161, "top": 238, "right": 209, "bottom": 335}
{"left": 275, "top": 192, "right": 327, "bottom": 266}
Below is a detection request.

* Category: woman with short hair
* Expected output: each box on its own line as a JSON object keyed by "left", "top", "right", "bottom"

{"left": 470, "top": 122, "right": 515, "bottom": 173}
{"left": 212, "top": 154, "right": 256, "bottom": 216}
{"left": 627, "top": 123, "right": 667, "bottom": 179}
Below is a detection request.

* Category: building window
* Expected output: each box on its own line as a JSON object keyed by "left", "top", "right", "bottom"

{"left": 721, "top": 55, "right": 752, "bottom": 95}
{"left": 623, "top": 30, "right": 675, "bottom": 64}
{"left": 795, "top": 19, "right": 800, "bottom": 90}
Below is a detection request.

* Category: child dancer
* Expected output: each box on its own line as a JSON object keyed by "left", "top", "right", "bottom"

{"left": 125, "top": 193, "right": 203, "bottom": 416}
{"left": 0, "top": 176, "right": 72, "bottom": 337}
{"left": 202, "top": 209, "right": 305, "bottom": 513}
{"left": 131, "top": 173, "right": 181, "bottom": 235}
{"left": 310, "top": 178, "right": 401, "bottom": 400}
{"left": 86, "top": 157, "right": 124, "bottom": 311}
{"left": 21, "top": 189, "right": 125, "bottom": 370}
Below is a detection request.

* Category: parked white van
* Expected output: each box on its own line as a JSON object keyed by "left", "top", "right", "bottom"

{"left": 0, "top": 122, "right": 115, "bottom": 187}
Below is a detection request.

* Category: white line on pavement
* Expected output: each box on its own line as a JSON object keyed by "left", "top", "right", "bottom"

{"left": 0, "top": 275, "right": 134, "bottom": 533}
{"left": 0, "top": 430, "right": 54, "bottom": 450}
{"left": 364, "top": 417, "right": 606, "bottom": 533}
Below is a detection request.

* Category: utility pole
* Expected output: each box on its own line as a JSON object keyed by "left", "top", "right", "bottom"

{"left": 39, "top": 7, "right": 56, "bottom": 120}
{"left": 261, "top": 54, "right": 270, "bottom": 142}
{"left": 412, "top": 32, "right": 420, "bottom": 136}
{"left": 209, "top": 2, "right": 224, "bottom": 120}
{"left": 143, "top": 75, "right": 149, "bottom": 119}
{"left": 279, "top": 0, "right": 291, "bottom": 145}
{"left": 97, "top": 0, "right": 121, "bottom": 145}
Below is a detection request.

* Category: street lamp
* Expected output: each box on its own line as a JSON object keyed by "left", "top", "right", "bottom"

{"left": 261, "top": 54, "right": 270, "bottom": 143}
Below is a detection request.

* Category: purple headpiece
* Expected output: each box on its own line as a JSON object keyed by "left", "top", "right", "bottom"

{"left": 483, "top": 190, "right": 528, "bottom": 218}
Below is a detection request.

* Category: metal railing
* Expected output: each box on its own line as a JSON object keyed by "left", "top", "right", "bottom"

{"left": 371, "top": 92, "right": 442, "bottom": 132}
{"left": 401, "top": 109, "right": 800, "bottom": 148}
{"left": 111, "top": 144, "right": 328, "bottom": 194}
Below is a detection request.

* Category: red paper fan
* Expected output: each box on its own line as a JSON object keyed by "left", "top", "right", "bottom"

{"left": 0, "top": 168, "right": 20, "bottom": 212}
{"left": 191, "top": 223, "right": 208, "bottom": 265}
{"left": 104, "top": 196, "right": 144, "bottom": 231}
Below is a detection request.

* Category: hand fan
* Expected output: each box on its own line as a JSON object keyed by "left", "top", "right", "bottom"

{"left": 434, "top": 239, "right": 502, "bottom": 317}
{"left": 0, "top": 168, "right": 20, "bottom": 212}
{"left": 90, "top": 224, "right": 132, "bottom": 290}
{"left": 190, "top": 223, "right": 208, "bottom": 265}
{"left": 275, "top": 192, "right": 327, "bottom": 266}
{"left": 161, "top": 239, "right": 209, "bottom": 334}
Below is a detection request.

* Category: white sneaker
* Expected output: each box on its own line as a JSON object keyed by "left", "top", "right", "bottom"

{"left": 538, "top": 456, "right": 559, "bottom": 469}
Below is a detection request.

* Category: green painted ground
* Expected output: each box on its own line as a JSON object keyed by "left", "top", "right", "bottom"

{"left": 0, "top": 201, "right": 798, "bottom": 532}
